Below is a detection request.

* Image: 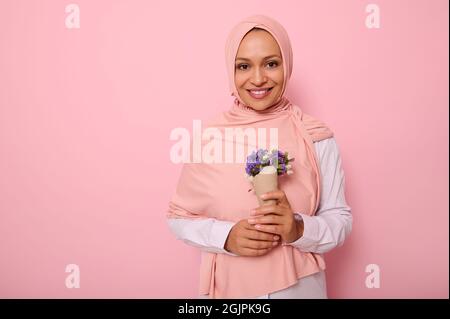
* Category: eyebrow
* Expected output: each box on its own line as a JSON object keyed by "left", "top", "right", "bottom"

{"left": 235, "top": 54, "right": 281, "bottom": 62}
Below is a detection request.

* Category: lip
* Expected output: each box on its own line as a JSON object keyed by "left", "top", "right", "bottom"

{"left": 246, "top": 87, "right": 274, "bottom": 100}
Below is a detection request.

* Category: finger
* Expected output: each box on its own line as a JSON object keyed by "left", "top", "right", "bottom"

{"left": 242, "top": 238, "right": 279, "bottom": 250}
{"left": 259, "top": 189, "right": 286, "bottom": 202}
{"left": 244, "top": 228, "right": 280, "bottom": 241}
{"left": 244, "top": 223, "right": 279, "bottom": 237}
{"left": 251, "top": 205, "right": 283, "bottom": 217}
{"left": 254, "top": 224, "right": 282, "bottom": 235}
{"left": 247, "top": 214, "right": 283, "bottom": 225}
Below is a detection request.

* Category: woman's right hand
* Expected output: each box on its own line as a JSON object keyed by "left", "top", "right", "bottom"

{"left": 224, "top": 219, "right": 280, "bottom": 256}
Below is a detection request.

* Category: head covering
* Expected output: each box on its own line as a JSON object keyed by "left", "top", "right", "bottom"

{"left": 225, "top": 14, "right": 293, "bottom": 107}
{"left": 167, "top": 14, "right": 334, "bottom": 298}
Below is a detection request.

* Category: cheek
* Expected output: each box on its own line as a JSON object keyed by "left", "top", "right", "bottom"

{"left": 274, "top": 70, "right": 284, "bottom": 86}
{"left": 234, "top": 74, "right": 246, "bottom": 89}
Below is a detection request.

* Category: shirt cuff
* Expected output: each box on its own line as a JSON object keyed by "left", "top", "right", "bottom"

{"left": 285, "top": 212, "right": 320, "bottom": 249}
{"left": 210, "top": 220, "right": 239, "bottom": 256}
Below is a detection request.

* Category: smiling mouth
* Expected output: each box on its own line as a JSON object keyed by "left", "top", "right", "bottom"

{"left": 246, "top": 87, "right": 274, "bottom": 99}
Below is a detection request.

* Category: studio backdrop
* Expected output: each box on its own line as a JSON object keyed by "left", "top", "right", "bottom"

{"left": 0, "top": 0, "right": 448, "bottom": 298}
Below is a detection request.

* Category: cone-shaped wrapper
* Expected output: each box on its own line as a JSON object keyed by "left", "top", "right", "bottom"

{"left": 253, "top": 171, "right": 278, "bottom": 206}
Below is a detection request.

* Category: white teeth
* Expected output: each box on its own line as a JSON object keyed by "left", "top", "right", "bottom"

{"left": 251, "top": 90, "right": 268, "bottom": 94}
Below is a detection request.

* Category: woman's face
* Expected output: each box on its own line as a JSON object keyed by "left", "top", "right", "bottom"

{"left": 234, "top": 29, "right": 284, "bottom": 111}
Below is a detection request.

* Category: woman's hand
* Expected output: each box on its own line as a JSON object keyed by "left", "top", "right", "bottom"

{"left": 224, "top": 219, "right": 281, "bottom": 257}
{"left": 247, "top": 189, "right": 304, "bottom": 244}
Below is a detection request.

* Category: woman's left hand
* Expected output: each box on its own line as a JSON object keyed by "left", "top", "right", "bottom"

{"left": 247, "top": 189, "right": 304, "bottom": 244}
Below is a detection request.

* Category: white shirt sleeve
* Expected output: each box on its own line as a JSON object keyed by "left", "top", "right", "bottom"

{"left": 286, "top": 137, "right": 353, "bottom": 254}
{"left": 167, "top": 136, "right": 352, "bottom": 256}
{"left": 166, "top": 217, "right": 238, "bottom": 256}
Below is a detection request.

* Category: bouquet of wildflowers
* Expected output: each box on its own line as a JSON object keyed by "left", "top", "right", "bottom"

{"left": 245, "top": 149, "right": 294, "bottom": 181}
{"left": 245, "top": 149, "right": 295, "bottom": 206}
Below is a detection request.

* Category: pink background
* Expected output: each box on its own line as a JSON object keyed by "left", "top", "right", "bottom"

{"left": 0, "top": 0, "right": 448, "bottom": 298}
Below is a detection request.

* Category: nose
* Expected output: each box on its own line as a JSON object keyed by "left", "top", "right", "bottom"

{"left": 250, "top": 67, "right": 268, "bottom": 86}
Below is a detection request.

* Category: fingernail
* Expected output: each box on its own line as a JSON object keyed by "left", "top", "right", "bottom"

{"left": 273, "top": 236, "right": 279, "bottom": 240}
{"left": 255, "top": 224, "right": 261, "bottom": 229}
{"left": 272, "top": 241, "right": 278, "bottom": 246}
{"left": 251, "top": 210, "right": 257, "bottom": 215}
{"left": 247, "top": 218, "right": 256, "bottom": 223}
{"left": 260, "top": 194, "right": 267, "bottom": 199}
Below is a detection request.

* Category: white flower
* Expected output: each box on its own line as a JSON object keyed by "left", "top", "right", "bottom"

{"left": 260, "top": 166, "right": 277, "bottom": 174}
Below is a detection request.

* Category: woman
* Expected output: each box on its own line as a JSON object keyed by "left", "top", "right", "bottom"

{"left": 167, "top": 15, "right": 352, "bottom": 299}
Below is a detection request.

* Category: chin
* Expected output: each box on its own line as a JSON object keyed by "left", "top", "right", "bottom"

{"left": 242, "top": 94, "right": 281, "bottom": 111}
{"left": 248, "top": 103, "right": 273, "bottom": 111}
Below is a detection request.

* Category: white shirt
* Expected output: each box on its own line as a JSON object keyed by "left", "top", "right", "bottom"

{"left": 167, "top": 137, "right": 353, "bottom": 298}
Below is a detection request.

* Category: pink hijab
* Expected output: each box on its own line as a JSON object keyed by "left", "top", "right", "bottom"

{"left": 167, "top": 15, "right": 334, "bottom": 298}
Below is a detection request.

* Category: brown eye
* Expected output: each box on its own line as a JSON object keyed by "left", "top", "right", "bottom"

{"left": 267, "top": 61, "right": 279, "bottom": 68}
{"left": 236, "top": 64, "right": 248, "bottom": 70}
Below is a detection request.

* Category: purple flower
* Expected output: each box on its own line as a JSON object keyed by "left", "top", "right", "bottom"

{"left": 256, "top": 149, "right": 266, "bottom": 161}
{"left": 245, "top": 148, "right": 295, "bottom": 178}
{"left": 245, "top": 163, "right": 257, "bottom": 175}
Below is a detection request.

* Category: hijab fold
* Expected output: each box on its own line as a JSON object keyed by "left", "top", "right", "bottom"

{"left": 167, "top": 15, "right": 334, "bottom": 298}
